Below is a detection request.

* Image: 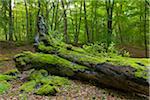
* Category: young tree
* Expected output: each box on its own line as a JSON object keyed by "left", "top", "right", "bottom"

{"left": 8, "top": 0, "right": 14, "bottom": 41}
{"left": 144, "top": 0, "right": 148, "bottom": 57}
{"left": 24, "top": 0, "right": 29, "bottom": 38}
{"left": 83, "top": 0, "right": 90, "bottom": 43}
{"left": 74, "top": 1, "right": 82, "bottom": 44}
{"left": 105, "top": 0, "right": 115, "bottom": 47}
{"left": 61, "top": 0, "right": 69, "bottom": 43}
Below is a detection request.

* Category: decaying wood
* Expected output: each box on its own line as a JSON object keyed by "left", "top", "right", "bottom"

{"left": 14, "top": 51, "right": 149, "bottom": 95}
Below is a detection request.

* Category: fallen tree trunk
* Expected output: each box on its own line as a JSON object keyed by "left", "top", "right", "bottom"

{"left": 14, "top": 51, "right": 149, "bottom": 95}
{"left": 37, "top": 44, "right": 149, "bottom": 81}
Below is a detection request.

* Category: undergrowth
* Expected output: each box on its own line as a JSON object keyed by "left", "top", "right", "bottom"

{"left": 83, "top": 42, "right": 130, "bottom": 58}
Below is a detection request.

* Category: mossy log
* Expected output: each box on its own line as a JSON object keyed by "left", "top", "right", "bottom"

{"left": 37, "top": 44, "right": 149, "bottom": 79}
{"left": 14, "top": 51, "right": 149, "bottom": 95}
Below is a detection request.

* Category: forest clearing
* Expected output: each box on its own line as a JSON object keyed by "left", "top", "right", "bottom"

{"left": 0, "top": 0, "right": 149, "bottom": 100}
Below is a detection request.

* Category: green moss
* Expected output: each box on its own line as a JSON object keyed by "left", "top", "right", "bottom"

{"left": 20, "top": 69, "right": 70, "bottom": 95}
{"left": 59, "top": 49, "right": 149, "bottom": 79}
{"left": 0, "top": 74, "right": 17, "bottom": 81}
{"left": 0, "top": 73, "right": 16, "bottom": 94}
{"left": 38, "top": 44, "right": 103, "bottom": 65}
{"left": 38, "top": 44, "right": 149, "bottom": 71}
{"left": 4, "top": 69, "right": 19, "bottom": 76}
{"left": 38, "top": 44, "right": 56, "bottom": 52}
{"left": 60, "top": 48, "right": 149, "bottom": 79}
{"left": 106, "top": 57, "right": 149, "bottom": 79}
{"left": 15, "top": 53, "right": 31, "bottom": 67}
{"left": 19, "top": 80, "right": 36, "bottom": 92}
{"left": 40, "top": 76, "right": 70, "bottom": 86}
{"left": 58, "top": 48, "right": 104, "bottom": 64}
{"left": 15, "top": 51, "right": 89, "bottom": 75}
{"left": 0, "top": 81, "right": 11, "bottom": 94}
{"left": 35, "top": 85, "right": 57, "bottom": 95}
{"left": 29, "top": 69, "right": 48, "bottom": 82}
{"left": 15, "top": 49, "right": 149, "bottom": 80}
{"left": 33, "top": 73, "right": 69, "bottom": 95}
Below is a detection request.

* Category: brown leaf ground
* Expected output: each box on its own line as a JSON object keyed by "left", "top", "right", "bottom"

{"left": 0, "top": 41, "right": 148, "bottom": 100}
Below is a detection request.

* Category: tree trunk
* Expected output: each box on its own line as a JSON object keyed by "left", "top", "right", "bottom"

{"left": 9, "top": 0, "right": 13, "bottom": 41}
{"left": 144, "top": 0, "right": 148, "bottom": 58}
{"left": 14, "top": 51, "right": 149, "bottom": 96}
{"left": 74, "top": 1, "right": 82, "bottom": 45}
{"left": 51, "top": 2, "right": 55, "bottom": 30}
{"left": 24, "top": 0, "right": 29, "bottom": 40}
{"left": 74, "top": 3, "right": 78, "bottom": 44}
{"left": 105, "top": 0, "right": 114, "bottom": 47}
{"left": 61, "top": 0, "right": 69, "bottom": 43}
{"left": 83, "top": 0, "right": 90, "bottom": 43}
{"left": 117, "top": 0, "right": 123, "bottom": 44}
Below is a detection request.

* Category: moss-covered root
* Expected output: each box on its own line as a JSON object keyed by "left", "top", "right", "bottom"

{"left": 19, "top": 70, "right": 70, "bottom": 95}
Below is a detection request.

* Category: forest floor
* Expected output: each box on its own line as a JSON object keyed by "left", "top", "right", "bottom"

{"left": 118, "top": 45, "right": 147, "bottom": 58}
{"left": 0, "top": 41, "right": 148, "bottom": 100}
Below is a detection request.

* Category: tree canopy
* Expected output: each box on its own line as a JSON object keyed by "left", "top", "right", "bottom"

{"left": 0, "top": 0, "right": 149, "bottom": 57}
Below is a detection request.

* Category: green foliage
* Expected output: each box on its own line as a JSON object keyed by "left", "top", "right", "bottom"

{"left": 0, "top": 0, "right": 148, "bottom": 50}
{"left": 83, "top": 42, "right": 130, "bottom": 58}
{"left": 0, "top": 81, "right": 11, "bottom": 94}
{"left": 121, "top": 50, "right": 130, "bottom": 57}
